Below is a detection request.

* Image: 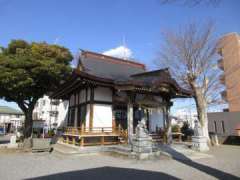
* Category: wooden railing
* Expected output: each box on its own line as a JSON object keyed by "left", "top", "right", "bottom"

{"left": 62, "top": 126, "right": 128, "bottom": 146}
{"left": 64, "top": 126, "right": 122, "bottom": 136}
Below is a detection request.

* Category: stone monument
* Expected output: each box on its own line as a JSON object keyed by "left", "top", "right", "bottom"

{"left": 8, "top": 135, "right": 18, "bottom": 148}
{"left": 191, "top": 121, "right": 209, "bottom": 152}
{"left": 131, "top": 118, "right": 154, "bottom": 159}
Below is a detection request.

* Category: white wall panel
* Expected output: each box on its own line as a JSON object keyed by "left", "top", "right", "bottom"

{"left": 93, "top": 104, "right": 112, "bottom": 128}
{"left": 85, "top": 104, "right": 90, "bottom": 128}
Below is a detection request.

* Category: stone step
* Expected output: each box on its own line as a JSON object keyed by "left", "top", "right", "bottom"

{"left": 150, "top": 134, "right": 163, "bottom": 144}
{"left": 150, "top": 134, "right": 162, "bottom": 138}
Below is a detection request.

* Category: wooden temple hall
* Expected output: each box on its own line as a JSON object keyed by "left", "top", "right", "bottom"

{"left": 51, "top": 50, "right": 190, "bottom": 146}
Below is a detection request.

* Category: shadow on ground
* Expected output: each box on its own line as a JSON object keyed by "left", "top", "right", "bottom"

{"left": 162, "top": 145, "right": 239, "bottom": 179}
{"left": 26, "top": 166, "right": 179, "bottom": 180}
{"left": 223, "top": 136, "right": 240, "bottom": 145}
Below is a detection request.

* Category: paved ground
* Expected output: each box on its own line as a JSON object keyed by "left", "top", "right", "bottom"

{"left": 0, "top": 145, "right": 239, "bottom": 180}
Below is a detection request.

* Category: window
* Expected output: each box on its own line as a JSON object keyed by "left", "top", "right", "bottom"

{"left": 214, "top": 121, "right": 217, "bottom": 133}
{"left": 221, "top": 121, "right": 225, "bottom": 133}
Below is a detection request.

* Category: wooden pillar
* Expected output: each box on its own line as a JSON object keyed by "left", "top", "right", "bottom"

{"left": 162, "top": 107, "right": 166, "bottom": 130}
{"left": 146, "top": 109, "right": 150, "bottom": 131}
{"left": 67, "top": 108, "right": 70, "bottom": 127}
{"left": 112, "top": 115, "right": 116, "bottom": 131}
{"left": 127, "top": 102, "right": 134, "bottom": 144}
{"left": 127, "top": 92, "right": 135, "bottom": 144}
{"left": 74, "top": 107, "right": 78, "bottom": 128}
{"left": 80, "top": 137, "right": 84, "bottom": 146}
{"left": 89, "top": 87, "right": 94, "bottom": 131}
{"left": 84, "top": 88, "right": 88, "bottom": 133}
{"left": 165, "top": 100, "right": 173, "bottom": 144}
{"left": 112, "top": 88, "right": 116, "bottom": 132}
{"left": 101, "top": 136, "right": 105, "bottom": 145}
{"left": 72, "top": 137, "right": 76, "bottom": 145}
{"left": 81, "top": 123, "right": 85, "bottom": 135}
{"left": 66, "top": 136, "right": 69, "bottom": 144}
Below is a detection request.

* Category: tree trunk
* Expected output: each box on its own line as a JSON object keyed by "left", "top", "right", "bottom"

{"left": 23, "top": 109, "right": 34, "bottom": 138}
{"left": 166, "top": 118, "right": 172, "bottom": 144}
{"left": 165, "top": 105, "right": 172, "bottom": 144}
{"left": 194, "top": 87, "right": 209, "bottom": 140}
{"left": 17, "top": 100, "right": 37, "bottom": 139}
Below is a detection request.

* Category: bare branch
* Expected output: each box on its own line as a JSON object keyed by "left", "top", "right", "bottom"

{"left": 156, "top": 21, "right": 222, "bottom": 136}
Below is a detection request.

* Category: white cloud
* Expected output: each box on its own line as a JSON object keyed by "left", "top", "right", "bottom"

{"left": 103, "top": 46, "right": 133, "bottom": 60}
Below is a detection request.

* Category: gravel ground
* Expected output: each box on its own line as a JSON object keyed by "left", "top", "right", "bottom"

{"left": 0, "top": 145, "right": 239, "bottom": 180}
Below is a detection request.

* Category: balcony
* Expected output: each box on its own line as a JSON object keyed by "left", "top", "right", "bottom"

{"left": 217, "top": 58, "right": 224, "bottom": 70}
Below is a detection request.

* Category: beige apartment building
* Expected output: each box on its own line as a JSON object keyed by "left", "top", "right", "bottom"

{"left": 218, "top": 33, "right": 240, "bottom": 112}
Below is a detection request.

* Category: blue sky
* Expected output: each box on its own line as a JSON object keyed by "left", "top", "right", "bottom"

{"left": 0, "top": 0, "right": 239, "bottom": 112}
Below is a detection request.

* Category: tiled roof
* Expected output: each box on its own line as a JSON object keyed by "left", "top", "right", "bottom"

{"left": 116, "top": 68, "right": 192, "bottom": 96}
{"left": 0, "top": 106, "right": 23, "bottom": 115}
{"left": 130, "top": 68, "right": 180, "bottom": 88}
{"left": 51, "top": 50, "right": 192, "bottom": 99}
{"left": 78, "top": 50, "right": 146, "bottom": 81}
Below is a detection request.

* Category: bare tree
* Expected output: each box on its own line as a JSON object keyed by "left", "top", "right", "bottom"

{"left": 157, "top": 22, "right": 222, "bottom": 139}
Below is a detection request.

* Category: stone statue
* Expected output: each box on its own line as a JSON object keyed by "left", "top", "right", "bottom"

{"left": 192, "top": 120, "right": 209, "bottom": 152}
{"left": 135, "top": 118, "right": 148, "bottom": 138}
{"left": 132, "top": 117, "right": 153, "bottom": 159}
{"left": 194, "top": 120, "right": 203, "bottom": 137}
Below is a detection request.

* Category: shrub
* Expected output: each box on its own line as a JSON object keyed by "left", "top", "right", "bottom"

{"left": 181, "top": 122, "right": 194, "bottom": 139}
{"left": 172, "top": 124, "right": 181, "bottom": 133}
{"left": 48, "top": 129, "right": 55, "bottom": 137}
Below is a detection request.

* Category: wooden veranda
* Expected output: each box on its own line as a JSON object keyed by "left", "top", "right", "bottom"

{"left": 61, "top": 126, "right": 128, "bottom": 146}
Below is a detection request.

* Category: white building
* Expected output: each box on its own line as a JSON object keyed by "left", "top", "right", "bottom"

{"left": 0, "top": 106, "right": 24, "bottom": 133}
{"left": 33, "top": 95, "right": 68, "bottom": 130}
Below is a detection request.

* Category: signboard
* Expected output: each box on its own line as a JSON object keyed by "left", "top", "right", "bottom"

{"left": 32, "top": 120, "right": 45, "bottom": 128}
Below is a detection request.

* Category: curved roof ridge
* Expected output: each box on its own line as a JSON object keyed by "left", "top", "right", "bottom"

{"left": 130, "top": 68, "right": 169, "bottom": 77}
